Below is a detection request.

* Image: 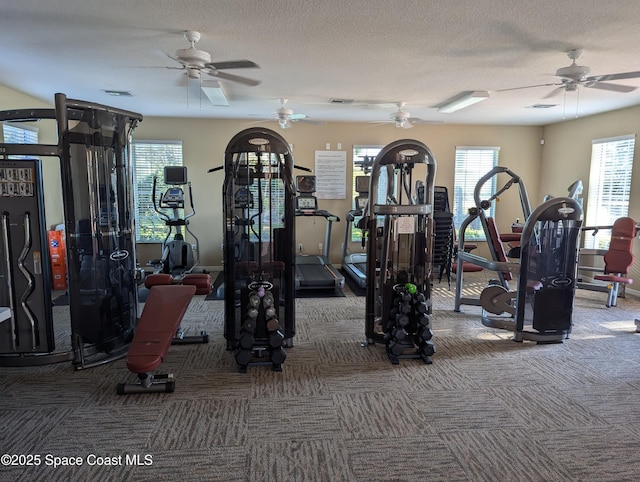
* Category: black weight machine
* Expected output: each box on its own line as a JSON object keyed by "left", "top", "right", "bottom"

{"left": 294, "top": 175, "right": 345, "bottom": 291}
{"left": 362, "top": 139, "right": 437, "bottom": 364}
{"left": 214, "top": 127, "right": 296, "bottom": 372}
{"left": 455, "top": 166, "right": 583, "bottom": 343}
{"left": 0, "top": 93, "right": 143, "bottom": 368}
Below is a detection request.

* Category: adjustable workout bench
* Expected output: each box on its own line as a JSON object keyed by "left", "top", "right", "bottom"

{"left": 117, "top": 284, "right": 197, "bottom": 394}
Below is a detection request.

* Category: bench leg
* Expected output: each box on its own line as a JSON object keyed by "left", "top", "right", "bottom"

{"left": 172, "top": 328, "right": 209, "bottom": 345}
{"left": 117, "top": 373, "right": 176, "bottom": 395}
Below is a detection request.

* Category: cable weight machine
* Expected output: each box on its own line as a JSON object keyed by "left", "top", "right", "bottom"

{"left": 363, "top": 139, "right": 437, "bottom": 364}
{"left": 216, "top": 128, "right": 296, "bottom": 372}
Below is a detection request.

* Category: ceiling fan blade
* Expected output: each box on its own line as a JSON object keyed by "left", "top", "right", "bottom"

{"left": 206, "top": 60, "right": 259, "bottom": 70}
{"left": 587, "top": 70, "right": 640, "bottom": 82}
{"left": 207, "top": 70, "right": 261, "bottom": 86}
{"left": 542, "top": 86, "right": 566, "bottom": 99}
{"left": 156, "top": 50, "right": 183, "bottom": 65}
{"left": 585, "top": 81, "right": 637, "bottom": 93}
{"left": 496, "top": 83, "right": 559, "bottom": 92}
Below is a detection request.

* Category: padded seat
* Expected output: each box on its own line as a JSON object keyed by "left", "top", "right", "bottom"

{"left": 126, "top": 284, "right": 196, "bottom": 375}
{"left": 593, "top": 217, "right": 636, "bottom": 307}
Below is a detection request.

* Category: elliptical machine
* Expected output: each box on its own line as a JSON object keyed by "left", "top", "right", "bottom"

{"left": 147, "top": 166, "right": 200, "bottom": 278}
{"left": 144, "top": 166, "right": 212, "bottom": 333}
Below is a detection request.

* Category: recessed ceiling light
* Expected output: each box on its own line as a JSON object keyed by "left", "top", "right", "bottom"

{"left": 103, "top": 90, "right": 133, "bottom": 97}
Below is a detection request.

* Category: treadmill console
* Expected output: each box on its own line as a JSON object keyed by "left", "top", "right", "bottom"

{"left": 355, "top": 175, "right": 369, "bottom": 194}
{"left": 296, "top": 195, "right": 318, "bottom": 213}
{"left": 296, "top": 175, "right": 316, "bottom": 194}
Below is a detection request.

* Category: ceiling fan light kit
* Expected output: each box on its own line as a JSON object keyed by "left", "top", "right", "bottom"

{"left": 438, "top": 91, "right": 490, "bottom": 113}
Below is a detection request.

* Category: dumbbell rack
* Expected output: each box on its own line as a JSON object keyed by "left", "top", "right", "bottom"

{"left": 235, "top": 282, "right": 287, "bottom": 372}
{"left": 385, "top": 284, "right": 435, "bottom": 364}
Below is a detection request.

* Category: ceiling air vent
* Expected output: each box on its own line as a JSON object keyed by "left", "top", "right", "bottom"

{"left": 103, "top": 90, "right": 133, "bottom": 97}
{"left": 329, "top": 98, "right": 355, "bottom": 104}
{"left": 527, "top": 104, "right": 558, "bottom": 109}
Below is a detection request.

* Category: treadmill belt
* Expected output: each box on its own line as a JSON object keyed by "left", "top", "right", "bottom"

{"left": 297, "top": 264, "right": 336, "bottom": 288}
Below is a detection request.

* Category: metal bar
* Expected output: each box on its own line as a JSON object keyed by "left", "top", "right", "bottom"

{"left": 1, "top": 213, "right": 16, "bottom": 350}
{"left": 16, "top": 212, "right": 38, "bottom": 348}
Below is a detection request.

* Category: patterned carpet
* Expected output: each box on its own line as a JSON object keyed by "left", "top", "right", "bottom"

{"left": 2, "top": 273, "right": 640, "bottom": 481}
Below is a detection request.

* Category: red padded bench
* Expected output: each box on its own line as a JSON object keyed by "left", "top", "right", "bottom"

{"left": 117, "top": 284, "right": 196, "bottom": 394}
{"left": 593, "top": 217, "right": 636, "bottom": 307}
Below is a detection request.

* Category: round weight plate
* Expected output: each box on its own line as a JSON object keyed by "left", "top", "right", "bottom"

{"left": 479, "top": 285, "right": 510, "bottom": 315}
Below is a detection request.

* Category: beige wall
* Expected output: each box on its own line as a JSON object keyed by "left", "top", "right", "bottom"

{"left": 541, "top": 104, "right": 640, "bottom": 284}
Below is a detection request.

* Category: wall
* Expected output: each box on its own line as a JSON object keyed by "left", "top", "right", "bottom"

{"left": 541, "top": 104, "right": 640, "bottom": 285}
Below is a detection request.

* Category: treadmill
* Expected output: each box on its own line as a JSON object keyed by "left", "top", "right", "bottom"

{"left": 342, "top": 175, "right": 369, "bottom": 289}
{"left": 295, "top": 175, "right": 345, "bottom": 291}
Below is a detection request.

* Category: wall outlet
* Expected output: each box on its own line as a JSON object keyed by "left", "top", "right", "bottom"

{"left": 318, "top": 242, "right": 323, "bottom": 253}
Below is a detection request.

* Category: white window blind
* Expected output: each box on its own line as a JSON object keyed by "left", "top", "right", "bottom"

{"left": 131, "top": 140, "right": 183, "bottom": 243}
{"left": 453, "top": 147, "right": 499, "bottom": 241}
{"left": 2, "top": 123, "right": 38, "bottom": 159}
{"left": 585, "top": 134, "right": 635, "bottom": 249}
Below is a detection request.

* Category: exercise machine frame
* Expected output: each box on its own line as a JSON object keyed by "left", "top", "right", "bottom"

{"left": 0, "top": 93, "right": 143, "bottom": 368}
{"left": 363, "top": 139, "right": 437, "bottom": 364}
{"left": 220, "top": 127, "right": 296, "bottom": 372}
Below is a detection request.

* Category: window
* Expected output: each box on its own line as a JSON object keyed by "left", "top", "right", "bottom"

{"left": 131, "top": 140, "right": 183, "bottom": 243}
{"left": 585, "top": 134, "right": 635, "bottom": 249}
{"left": 2, "top": 123, "right": 38, "bottom": 158}
{"left": 246, "top": 152, "right": 285, "bottom": 242}
{"left": 453, "top": 146, "right": 500, "bottom": 241}
{"left": 351, "top": 146, "right": 383, "bottom": 242}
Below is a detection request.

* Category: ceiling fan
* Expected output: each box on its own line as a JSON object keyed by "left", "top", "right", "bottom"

{"left": 372, "top": 103, "right": 430, "bottom": 128}
{"left": 161, "top": 30, "right": 261, "bottom": 87}
{"left": 500, "top": 49, "right": 640, "bottom": 97}
{"left": 255, "top": 98, "right": 323, "bottom": 129}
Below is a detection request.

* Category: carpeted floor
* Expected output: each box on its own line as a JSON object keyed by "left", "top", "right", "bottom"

{"left": 2, "top": 273, "right": 640, "bottom": 481}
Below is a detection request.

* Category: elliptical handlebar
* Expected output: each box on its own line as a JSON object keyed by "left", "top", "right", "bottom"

{"left": 151, "top": 176, "right": 171, "bottom": 223}
{"left": 185, "top": 182, "right": 195, "bottom": 221}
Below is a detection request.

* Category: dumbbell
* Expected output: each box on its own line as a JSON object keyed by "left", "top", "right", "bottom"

{"left": 268, "top": 330, "right": 285, "bottom": 348}
{"left": 235, "top": 348, "right": 252, "bottom": 367}
{"left": 270, "top": 346, "right": 286, "bottom": 365}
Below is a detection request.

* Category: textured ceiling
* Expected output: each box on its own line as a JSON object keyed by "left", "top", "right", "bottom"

{"left": 2, "top": 0, "right": 640, "bottom": 126}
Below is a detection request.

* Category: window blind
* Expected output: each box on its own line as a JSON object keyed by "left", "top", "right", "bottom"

{"left": 585, "top": 134, "right": 635, "bottom": 249}
{"left": 131, "top": 140, "right": 183, "bottom": 243}
{"left": 2, "top": 123, "right": 38, "bottom": 159}
{"left": 453, "top": 147, "right": 500, "bottom": 241}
